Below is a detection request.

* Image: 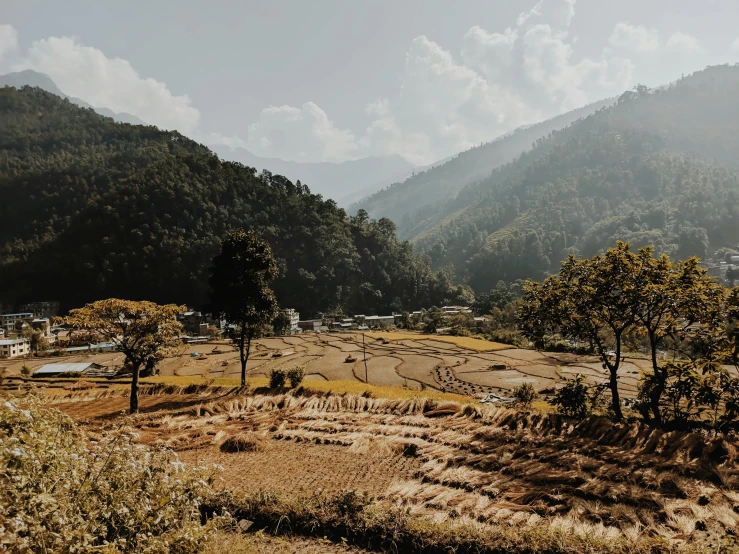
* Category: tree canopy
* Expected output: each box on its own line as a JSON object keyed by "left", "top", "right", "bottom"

{"left": 209, "top": 229, "right": 278, "bottom": 386}
{"left": 0, "top": 86, "right": 460, "bottom": 315}
{"left": 60, "top": 299, "right": 184, "bottom": 413}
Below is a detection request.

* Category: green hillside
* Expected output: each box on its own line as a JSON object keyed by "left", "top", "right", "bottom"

{"left": 410, "top": 65, "right": 739, "bottom": 291}
{"left": 352, "top": 97, "right": 615, "bottom": 237}
{"left": 0, "top": 86, "right": 464, "bottom": 314}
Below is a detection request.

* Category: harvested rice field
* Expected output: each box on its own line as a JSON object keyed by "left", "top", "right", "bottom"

{"left": 1, "top": 332, "right": 650, "bottom": 401}
{"left": 37, "top": 385, "right": 739, "bottom": 552}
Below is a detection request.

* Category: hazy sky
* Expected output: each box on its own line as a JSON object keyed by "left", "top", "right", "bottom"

{"left": 2, "top": 0, "right": 739, "bottom": 165}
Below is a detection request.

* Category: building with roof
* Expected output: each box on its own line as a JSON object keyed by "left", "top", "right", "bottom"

{"left": 33, "top": 362, "right": 107, "bottom": 378}
{"left": 282, "top": 308, "right": 300, "bottom": 333}
{"left": 0, "top": 339, "right": 29, "bottom": 359}
{"left": 1, "top": 312, "right": 34, "bottom": 332}
{"left": 18, "top": 301, "right": 60, "bottom": 320}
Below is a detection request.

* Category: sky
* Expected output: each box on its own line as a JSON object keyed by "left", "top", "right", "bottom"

{"left": 2, "top": 0, "right": 739, "bottom": 166}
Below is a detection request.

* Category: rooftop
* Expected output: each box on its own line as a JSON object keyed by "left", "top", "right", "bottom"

{"left": 0, "top": 339, "right": 27, "bottom": 345}
{"left": 34, "top": 362, "right": 102, "bottom": 375}
{"left": 1, "top": 313, "right": 34, "bottom": 318}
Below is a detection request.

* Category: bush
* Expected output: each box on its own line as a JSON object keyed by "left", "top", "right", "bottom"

{"left": 286, "top": 365, "right": 305, "bottom": 388}
{"left": 0, "top": 396, "right": 228, "bottom": 552}
{"left": 512, "top": 382, "right": 538, "bottom": 409}
{"left": 269, "top": 368, "right": 286, "bottom": 389}
{"left": 550, "top": 375, "right": 591, "bottom": 418}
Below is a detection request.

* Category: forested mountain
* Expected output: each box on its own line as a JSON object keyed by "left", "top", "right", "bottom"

{"left": 351, "top": 97, "right": 615, "bottom": 237}
{"left": 0, "top": 86, "right": 467, "bottom": 315}
{"left": 211, "top": 145, "right": 414, "bottom": 207}
{"left": 411, "top": 65, "right": 739, "bottom": 292}
{"left": 0, "top": 70, "right": 148, "bottom": 125}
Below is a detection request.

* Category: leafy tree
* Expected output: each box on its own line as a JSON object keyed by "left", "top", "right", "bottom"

{"left": 60, "top": 299, "right": 184, "bottom": 413}
{"left": 272, "top": 311, "right": 291, "bottom": 336}
{"left": 209, "top": 229, "right": 278, "bottom": 387}
{"left": 20, "top": 327, "right": 48, "bottom": 354}
{"left": 520, "top": 242, "right": 642, "bottom": 419}
{"left": 632, "top": 251, "right": 727, "bottom": 425}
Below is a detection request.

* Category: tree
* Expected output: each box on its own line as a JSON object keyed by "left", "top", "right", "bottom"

{"left": 60, "top": 299, "right": 184, "bottom": 413}
{"left": 20, "top": 327, "right": 49, "bottom": 354}
{"left": 632, "top": 251, "right": 727, "bottom": 425}
{"left": 272, "top": 311, "right": 291, "bottom": 336}
{"left": 209, "top": 229, "right": 278, "bottom": 387}
{"left": 520, "top": 242, "right": 641, "bottom": 419}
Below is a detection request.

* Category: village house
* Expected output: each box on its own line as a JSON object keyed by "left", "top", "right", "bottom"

{"left": 0, "top": 338, "right": 30, "bottom": 359}
{"left": 0, "top": 312, "right": 34, "bottom": 333}
{"left": 282, "top": 308, "right": 300, "bottom": 333}
{"left": 18, "top": 301, "right": 60, "bottom": 320}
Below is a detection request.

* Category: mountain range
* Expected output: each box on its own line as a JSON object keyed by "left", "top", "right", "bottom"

{"left": 0, "top": 69, "right": 426, "bottom": 206}
{"left": 0, "top": 69, "right": 149, "bottom": 126}
{"left": 210, "top": 145, "right": 416, "bottom": 206}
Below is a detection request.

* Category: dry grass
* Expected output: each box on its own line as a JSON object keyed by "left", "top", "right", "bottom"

{"left": 220, "top": 432, "right": 267, "bottom": 453}
{"left": 364, "top": 331, "right": 512, "bottom": 351}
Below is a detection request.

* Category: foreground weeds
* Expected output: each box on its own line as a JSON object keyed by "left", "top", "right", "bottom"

{"left": 205, "top": 489, "right": 737, "bottom": 554}
{"left": 0, "top": 395, "right": 228, "bottom": 553}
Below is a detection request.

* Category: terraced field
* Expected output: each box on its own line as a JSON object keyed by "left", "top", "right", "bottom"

{"left": 45, "top": 387, "right": 739, "bottom": 550}
{"left": 1, "top": 331, "right": 649, "bottom": 400}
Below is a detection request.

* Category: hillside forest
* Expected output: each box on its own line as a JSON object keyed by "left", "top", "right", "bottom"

{"left": 0, "top": 87, "right": 469, "bottom": 315}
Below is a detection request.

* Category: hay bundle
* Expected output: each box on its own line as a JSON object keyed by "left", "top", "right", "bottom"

{"left": 220, "top": 432, "right": 267, "bottom": 453}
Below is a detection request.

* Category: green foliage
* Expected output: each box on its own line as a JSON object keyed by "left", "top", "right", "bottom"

{"left": 269, "top": 368, "right": 286, "bottom": 389}
{"left": 0, "top": 396, "right": 227, "bottom": 552}
{"left": 286, "top": 365, "right": 305, "bottom": 388}
{"left": 395, "top": 67, "right": 739, "bottom": 292}
{"left": 209, "top": 229, "right": 278, "bottom": 386}
{"left": 550, "top": 375, "right": 591, "bottom": 419}
{"left": 512, "top": 382, "right": 538, "bottom": 409}
{"left": 0, "top": 86, "right": 459, "bottom": 316}
{"left": 61, "top": 298, "right": 184, "bottom": 413}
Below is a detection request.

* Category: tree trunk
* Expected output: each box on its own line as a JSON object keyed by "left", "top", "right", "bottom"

{"left": 239, "top": 325, "right": 247, "bottom": 387}
{"left": 610, "top": 333, "right": 624, "bottom": 420}
{"left": 130, "top": 361, "right": 141, "bottom": 414}
{"left": 647, "top": 331, "right": 663, "bottom": 426}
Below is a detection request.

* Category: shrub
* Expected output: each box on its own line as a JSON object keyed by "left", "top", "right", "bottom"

{"left": 0, "top": 396, "right": 228, "bottom": 552}
{"left": 550, "top": 374, "right": 591, "bottom": 418}
{"left": 286, "top": 365, "right": 305, "bottom": 388}
{"left": 20, "top": 364, "right": 30, "bottom": 377}
{"left": 512, "top": 382, "right": 538, "bottom": 409}
{"left": 269, "top": 368, "right": 286, "bottom": 389}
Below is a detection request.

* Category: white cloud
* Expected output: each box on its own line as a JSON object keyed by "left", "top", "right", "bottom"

{"left": 517, "top": 0, "right": 576, "bottom": 32}
{"left": 733, "top": 38, "right": 739, "bottom": 52}
{"left": 608, "top": 23, "right": 660, "bottom": 53}
{"left": 242, "top": 102, "right": 358, "bottom": 162}
{"left": 14, "top": 36, "right": 200, "bottom": 135}
{"left": 0, "top": 24, "right": 19, "bottom": 60}
{"left": 664, "top": 32, "right": 702, "bottom": 54}
{"left": 461, "top": 26, "right": 517, "bottom": 79}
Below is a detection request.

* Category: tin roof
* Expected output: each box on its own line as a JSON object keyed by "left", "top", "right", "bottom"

{"left": 34, "top": 362, "right": 102, "bottom": 375}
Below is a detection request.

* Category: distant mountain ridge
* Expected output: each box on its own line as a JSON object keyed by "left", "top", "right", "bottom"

{"left": 0, "top": 69, "right": 148, "bottom": 126}
{"left": 407, "top": 64, "right": 739, "bottom": 292}
{"left": 351, "top": 97, "right": 616, "bottom": 238}
{"left": 211, "top": 145, "right": 415, "bottom": 206}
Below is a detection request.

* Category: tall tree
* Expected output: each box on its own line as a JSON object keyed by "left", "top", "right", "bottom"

{"left": 61, "top": 299, "right": 184, "bottom": 413}
{"left": 209, "top": 229, "right": 278, "bottom": 387}
{"left": 633, "top": 252, "right": 728, "bottom": 424}
{"left": 520, "top": 242, "right": 642, "bottom": 419}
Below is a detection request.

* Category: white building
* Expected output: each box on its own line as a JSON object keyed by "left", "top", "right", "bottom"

{"left": 282, "top": 309, "right": 300, "bottom": 332}
{"left": 1, "top": 313, "right": 34, "bottom": 333}
{"left": 0, "top": 339, "right": 30, "bottom": 359}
